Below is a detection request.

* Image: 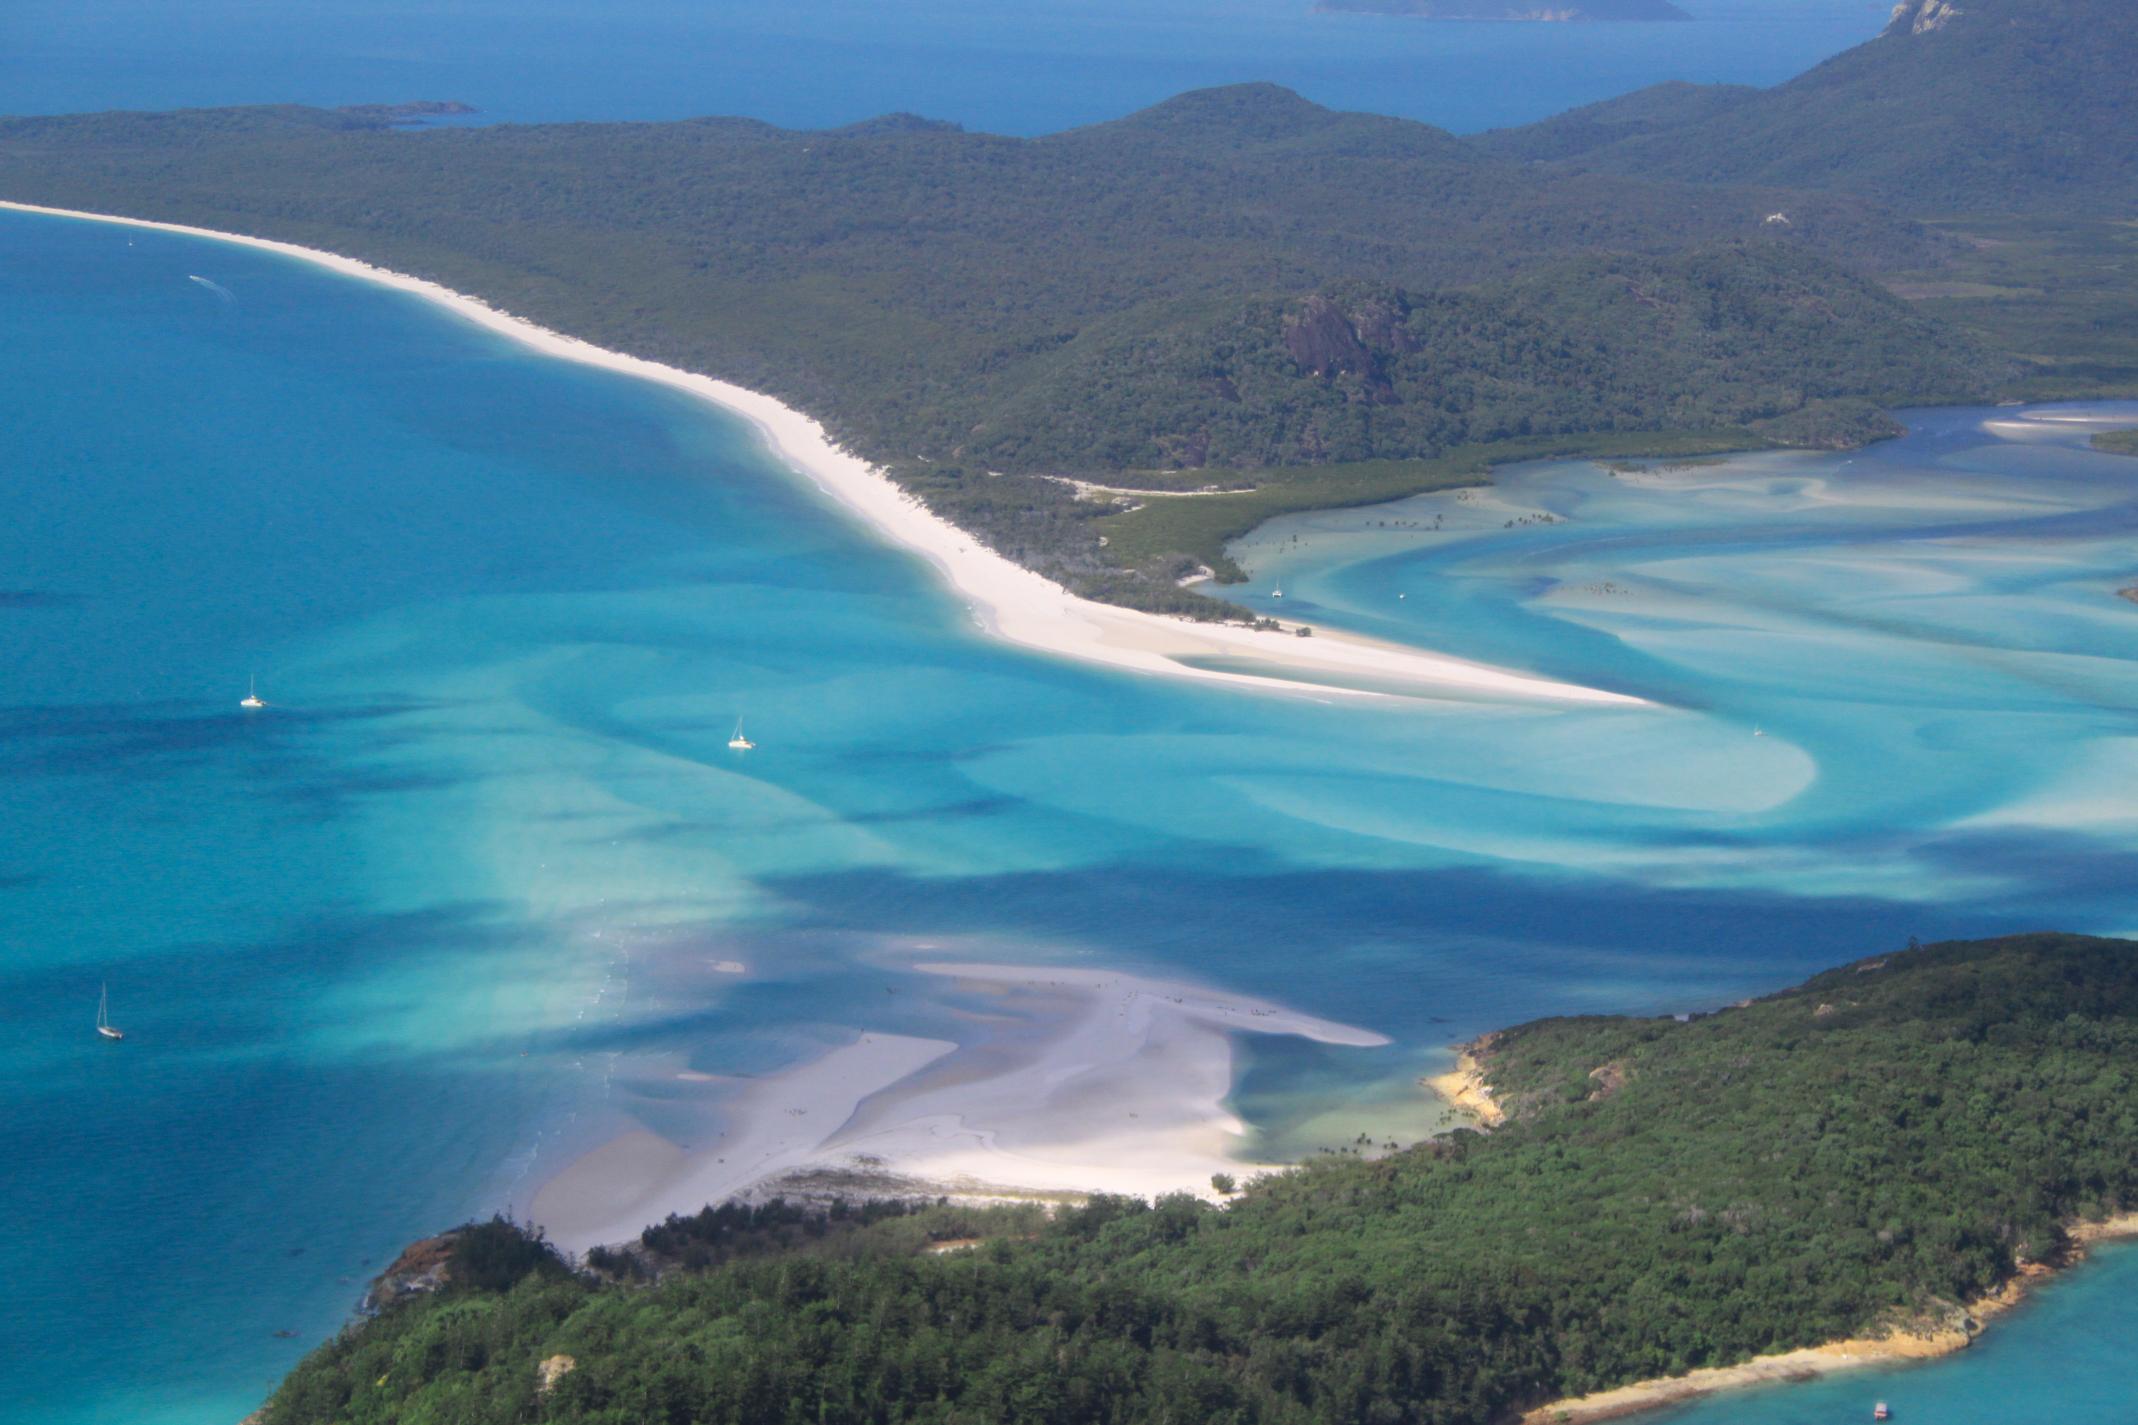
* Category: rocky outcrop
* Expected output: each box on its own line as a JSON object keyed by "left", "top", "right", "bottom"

{"left": 537, "top": 1354, "right": 578, "bottom": 1394}
{"left": 1425, "top": 1035, "right": 1506, "bottom": 1127}
{"left": 1885, "top": 0, "right": 1963, "bottom": 36}
{"left": 359, "top": 1230, "right": 464, "bottom": 1315}
{"left": 1281, "top": 292, "right": 1409, "bottom": 404}
{"left": 1283, "top": 295, "right": 1375, "bottom": 378}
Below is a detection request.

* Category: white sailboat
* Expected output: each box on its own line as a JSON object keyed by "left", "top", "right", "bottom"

{"left": 1271, "top": 585, "right": 1284, "bottom": 599}
{"left": 96, "top": 983, "right": 124, "bottom": 1041}
{"left": 240, "top": 675, "right": 265, "bottom": 710}
{"left": 727, "top": 718, "right": 756, "bottom": 751}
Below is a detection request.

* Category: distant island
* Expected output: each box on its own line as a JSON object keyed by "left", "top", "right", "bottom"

{"left": 249, "top": 933, "right": 2138, "bottom": 1425}
{"left": 1318, "top": 0, "right": 1692, "bottom": 19}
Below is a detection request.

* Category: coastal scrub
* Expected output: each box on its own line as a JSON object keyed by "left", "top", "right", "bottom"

{"left": 256, "top": 932, "right": 2138, "bottom": 1425}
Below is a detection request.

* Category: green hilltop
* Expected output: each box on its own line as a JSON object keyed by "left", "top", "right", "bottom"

{"left": 255, "top": 933, "right": 2138, "bottom": 1425}
{"left": 1475, "top": 0, "right": 2138, "bottom": 215}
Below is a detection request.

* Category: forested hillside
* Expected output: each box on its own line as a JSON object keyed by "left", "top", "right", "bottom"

{"left": 257, "top": 933, "right": 2137, "bottom": 1425}
{"left": 0, "top": 90, "right": 1985, "bottom": 614}
{"left": 974, "top": 244, "right": 1983, "bottom": 474}
{"left": 1476, "top": 0, "right": 2138, "bottom": 215}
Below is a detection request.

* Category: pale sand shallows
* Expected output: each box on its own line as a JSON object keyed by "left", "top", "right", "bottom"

{"left": 1524, "top": 1214, "right": 2138, "bottom": 1425}
{"left": 532, "top": 962, "right": 1391, "bottom": 1253}
{"left": 531, "top": 1032, "right": 960, "bottom": 1252}
{"left": 0, "top": 199, "right": 1641, "bottom": 707}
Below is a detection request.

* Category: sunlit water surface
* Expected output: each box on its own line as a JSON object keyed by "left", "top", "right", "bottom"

{"left": 1, "top": 210, "right": 2133, "bottom": 1422}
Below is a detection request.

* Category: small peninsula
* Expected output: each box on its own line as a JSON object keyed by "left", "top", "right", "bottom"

{"left": 1318, "top": 0, "right": 1691, "bottom": 18}
{"left": 250, "top": 933, "right": 2137, "bottom": 1425}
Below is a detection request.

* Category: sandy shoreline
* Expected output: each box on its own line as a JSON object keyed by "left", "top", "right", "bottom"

{"left": 1523, "top": 1213, "right": 2138, "bottom": 1425}
{"left": 532, "top": 961, "right": 1390, "bottom": 1253}
{"left": 0, "top": 198, "right": 1641, "bottom": 707}
{"left": 1422, "top": 1038, "right": 1505, "bottom": 1127}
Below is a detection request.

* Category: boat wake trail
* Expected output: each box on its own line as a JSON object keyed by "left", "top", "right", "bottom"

{"left": 187, "top": 274, "right": 234, "bottom": 301}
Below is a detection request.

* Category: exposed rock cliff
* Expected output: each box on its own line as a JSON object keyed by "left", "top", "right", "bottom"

{"left": 1885, "top": 0, "right": 1964, "bottom": 36}
{"left": 358, "top": 1230, "right": 465, "bottom": 1315}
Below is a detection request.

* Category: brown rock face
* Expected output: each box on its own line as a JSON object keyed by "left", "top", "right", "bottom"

{"left": 1283, "top": 295, "right": 1376, "bottom": 377}
{"left": 1281, "top": 293, "right": 1409, "bottom": 404}
{"left": 359, "top": 1230, "right": 463, "bottom": 1315}
{"left": 1884, "top": 0, "right": 1964, "bottom": 36}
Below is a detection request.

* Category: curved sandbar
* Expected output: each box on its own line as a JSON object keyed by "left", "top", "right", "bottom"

{"left": 530, "top": 962, "right": 1392, "bottom": 1253}
{"left": 0, "top": 199, "right": 1642, "bottom": 708}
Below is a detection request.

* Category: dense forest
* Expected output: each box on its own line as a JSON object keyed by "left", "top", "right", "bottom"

{"left": 0, "top": 87, "right": 1991, "bottom": 615}
{"left": 256, "top": 933, "right": 2137, "bottom": 1425}
{"left": 1474, "top": 0, "right": 2138, "bottom": 215}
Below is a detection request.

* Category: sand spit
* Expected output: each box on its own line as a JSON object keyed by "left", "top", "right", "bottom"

{"left": 1524, "top": 1213, "right": 2138, "bottom": 1425}
{"left": 531, "top": 1032, "right": 959, "bottom": 1253}
{"left": 0, "top": 199, "right": 1641, "bottom": 708}
{"left": 530, "top": 962, "right": 1391, "bottom": 1253}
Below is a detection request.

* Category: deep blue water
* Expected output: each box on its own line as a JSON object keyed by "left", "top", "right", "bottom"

{"left": 0, "top": 0, "right": 1894, "bottom": 136}
{"left": 2, "top": 211, "right": 2135, "bottom": 1422}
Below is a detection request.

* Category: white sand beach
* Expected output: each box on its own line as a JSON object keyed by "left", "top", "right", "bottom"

{"left": 532, "top": 962, "right": 1390, "bottom": 1252}
{"left": 0, "top": 199, "right": 1641, "bottom": 707}
{"left": 530, "top": 1031, "right": 960, "bottom": 1251}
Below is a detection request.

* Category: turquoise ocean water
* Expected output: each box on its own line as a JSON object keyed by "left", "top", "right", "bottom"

{"left": 2, "top": 210, "right": 2135, "bottom": 1421}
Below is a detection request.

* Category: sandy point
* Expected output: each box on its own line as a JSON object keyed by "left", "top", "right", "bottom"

{"left": 0, "top": 199, "right": 1646, "bottom": 710}
{"left": 526, "top": 961, "right": 1396, "bottom": 1254}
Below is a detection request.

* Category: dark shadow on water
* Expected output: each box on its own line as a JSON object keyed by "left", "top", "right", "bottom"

{"left": 746, "top": 846, "right": 2119, "bottom": 1045}
{"left": 0, "top": 588, "right": 80, "bottom": 609}
{"left": 0, "top": 697, "right": 444, "bottom": 773}
{"left": 1915, "top": 827, "right": 2138, "bottom": 899}
{"left": 0, "top": 900, "right": 534, "bottom": 1079}
{"left": 0, "top": 697, "right": 485, "bottom": 818}
{"left": 604, "top": 796, "right": 1021, "bottom": 845}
